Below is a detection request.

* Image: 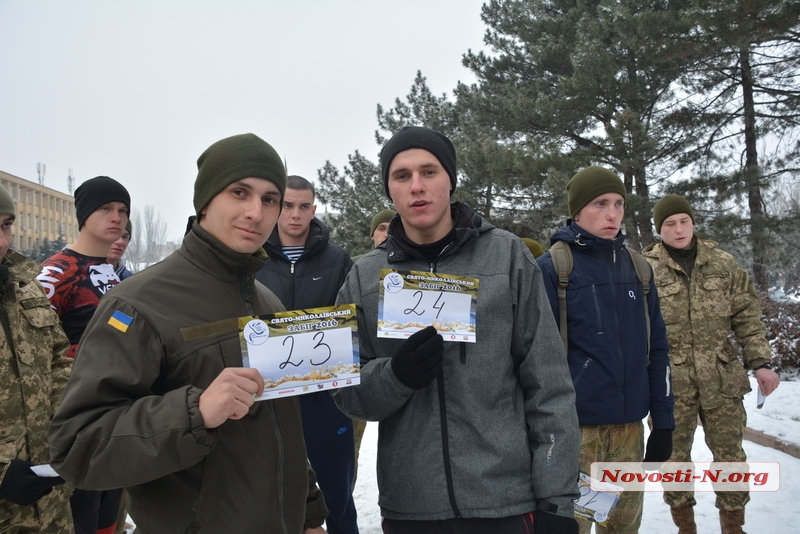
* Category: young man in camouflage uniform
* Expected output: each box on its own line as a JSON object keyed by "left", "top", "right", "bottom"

{"left": 0, "top": 184, "right": 74, "bottom": 533}
{"left": 643, "top": 194, "right": 780, "bottom": 534}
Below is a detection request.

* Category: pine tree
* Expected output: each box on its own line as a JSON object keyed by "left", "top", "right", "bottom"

{"left": 459, "top": 0, "right": 703, "bottom": 249}
{"left": 315, "top": 152, "right": 391, "bottom": 257}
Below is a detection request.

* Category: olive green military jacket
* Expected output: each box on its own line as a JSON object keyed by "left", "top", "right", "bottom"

{"left": 643, "top": 239, "right": 771, "bottom": 409}
{"left": 0, "top": 250, "right": 73, "bottom": 533}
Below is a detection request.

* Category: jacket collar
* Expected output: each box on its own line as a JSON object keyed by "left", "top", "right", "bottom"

{"left": 180, "top": 222, "right": 266, "bottom": 282}
{"left": 550, "top": 221, "right": 626, "bottom": 253}
{"left": 4, "top": 249, "right": 41, "bottom": 284}
{"left": 382, "top": 202, "right": 488, "bottom": 264}
{"left": 264, "top": 217, "right": 329, "bottom": 262}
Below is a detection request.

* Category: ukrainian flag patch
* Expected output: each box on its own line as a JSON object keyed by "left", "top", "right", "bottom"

{"left": 108, "top": 310, "right": 133, "bottom": 333}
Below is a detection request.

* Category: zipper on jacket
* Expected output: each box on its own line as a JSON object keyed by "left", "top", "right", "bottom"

{"left": 243, "top": 273, "right": 256, "bottom": 316}
{"left": 573, "top": 357, "right": 593, "bottom": 386}
{"left": 591, "top": 285, "right": 603, "bottom": 334}
{"left": 436, "top": 370, "right": 461, "bottom": 518}
{"left": 269, "top": 403, "right": 290, "bottom": 534}
{"left": 665, "top": 366, "right": 671, "bottom": 397}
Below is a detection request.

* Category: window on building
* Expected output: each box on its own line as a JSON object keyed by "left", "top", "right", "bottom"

{"left": 27, "top": 189, "right": 31, "bottom": 203}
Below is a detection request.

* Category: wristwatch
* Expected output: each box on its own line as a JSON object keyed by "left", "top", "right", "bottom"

{"left": 755, "top": 362, "right": 774, "bottom": 371}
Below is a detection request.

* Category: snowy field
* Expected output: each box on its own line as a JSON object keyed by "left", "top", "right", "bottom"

{"left": 123, "top": 376, "right": 799, "bottom": 533}
{"left": 352, "top": 376, "right": 800, "bottom": 533}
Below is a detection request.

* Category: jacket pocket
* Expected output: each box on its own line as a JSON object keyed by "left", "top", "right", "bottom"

{"left": 655, "top": 278, "right": 683, "bottom": 324}
{"left": 183, "top": 452, "right": 225, "bottom": 533}
{"left": 19, "top": 303, "right": 58, "bottom": 368}
{"left": 700, "top": 272, "right": 732, "bottom": 316}
{"left": 716, "top": 344, "right": 751, "bottom": 399}
{"left": 573, "top": 358, "right": 593, "bottom": 387}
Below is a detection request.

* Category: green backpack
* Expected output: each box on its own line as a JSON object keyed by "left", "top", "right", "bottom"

{"left": 549, "top": 241, "right": 652, "bottom": 357}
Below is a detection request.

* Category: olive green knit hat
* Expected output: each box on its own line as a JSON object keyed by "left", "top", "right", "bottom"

{"left": 653, "top": 194, "right": 694, "bottom": 233}
{"left": 567, "top": 166, "right": 627, "bottom": 218}
{"left": 0, "top": 184, "right": 15, "bottom": 218}
{"left": 369, "top": 209, "right": 396, "bottom": 237}
{"left": 194, "top": 133, "right": 286, "bottom": 216}
{"left": 521, "top": 238, "right": 545, "bottom": 259}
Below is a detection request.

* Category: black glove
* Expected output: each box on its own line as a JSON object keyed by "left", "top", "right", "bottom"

{"left": 391, "top": 326, "right": 443, "bottom": 390}
{"left": 644, "top": 429, "right": 673, "bottom": 463}
{"left": 0, "top": 459, "right": 65, "bottom": 506}
{"left": 534, "top": 511, "right": 579, "bottom": 534}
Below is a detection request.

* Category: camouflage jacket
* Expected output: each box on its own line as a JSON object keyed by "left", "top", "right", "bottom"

{"left": 643, "top": 239, "right": 771, "bottom": 409}
{"left": 0, "top": 249, "right": 72, "bottom": 533}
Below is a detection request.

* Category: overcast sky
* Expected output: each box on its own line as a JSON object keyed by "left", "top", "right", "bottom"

{"left": 0, "top": 0, "right": 487, "bottom": 240}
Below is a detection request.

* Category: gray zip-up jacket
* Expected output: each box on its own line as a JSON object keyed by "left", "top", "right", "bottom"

{"left": 332, "top": 202, "right": 580, "bottom": 521}
{"left": 49, "top": 223, "right": 327, "bottom": 533}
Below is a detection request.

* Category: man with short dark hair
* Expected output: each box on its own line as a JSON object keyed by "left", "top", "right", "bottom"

{"left": 333, "top": 126, "right": 580, "bottom": 534}
{"left": 537, "top": 166, "right": 675, "bottom": 534}
{"left": 256, "top": 174, "right": 357, "bottom": 534}
{"left": 48, "top": 133, "right": 327, "bottom": 534}
{"left": 38, "top": 175, "right": 130, "bottom": 534}
{"left": 106, "top": 220, "right": 132, "bottom": 280}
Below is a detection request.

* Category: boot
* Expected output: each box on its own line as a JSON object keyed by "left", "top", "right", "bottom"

{"left": 670, "top": 506, "right": 697, "bottom": 534}
{"left": 720, "top": 508, "right": 747, "bottom": 534}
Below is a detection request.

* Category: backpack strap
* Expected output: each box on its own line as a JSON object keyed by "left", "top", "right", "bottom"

{"left": 627, "top": 247, "right": 652, "bottom": 360}
{"left": 549, "top": 241, "right": 573, "bottom": 354}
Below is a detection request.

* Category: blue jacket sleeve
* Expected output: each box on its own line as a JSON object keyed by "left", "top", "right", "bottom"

{"left": 646, "top": 266, "right": 675, "bottom": 431}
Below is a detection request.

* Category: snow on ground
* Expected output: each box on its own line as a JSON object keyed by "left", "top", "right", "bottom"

{"left": 353, "top": 377, "right": 800, "bottom": 533}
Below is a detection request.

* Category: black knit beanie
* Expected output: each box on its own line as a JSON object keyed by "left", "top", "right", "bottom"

{"left": 380, "top": 126, "right": 457, "bottom": 199}
{"left": 74, "top": 176, "right": 130, "bottom": 229}
{"left": 653, "top": 194, "right": 694, "bottom": 233}
{"left": 567, "top": 166, "right": 627, "bottom": 218}
{"left": 194, "top": 133, "right": 286, "bottom": 216}
{"left": 0, "top": 184, "right": 15, "bottom": 217}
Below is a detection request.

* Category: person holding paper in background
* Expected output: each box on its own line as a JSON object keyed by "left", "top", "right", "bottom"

{"left": 48, "top": 133, "right": 327, "bottom": 534}
{"left": 333, "top": 126, "right": 581, "bottom": 534}
{"left": 0, "top": 183, "right": 74, "bottom": 533}
{"left": 643, "top": 194, "right": 779, "bottom": 534}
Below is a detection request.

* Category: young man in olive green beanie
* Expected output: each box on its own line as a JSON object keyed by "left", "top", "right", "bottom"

{"left": 644, "top": 194, "right": 778, "bottom": 534}
{"left": 49, "top": 133, "right": 328, "bottom": 534}
{"left": 0, "top": 183, "right": 74, "bottom": 533}
{"left": 537, "top": 166, "right": 674, "bottom": 534}
{"left": 369, "top": 208, "right": 396, "bottom": 249}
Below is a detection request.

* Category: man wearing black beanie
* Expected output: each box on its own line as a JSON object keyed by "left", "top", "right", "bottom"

{"left": 333, "top": 126, "right": 581, "bottom": 533}
{"left": 38, "top": 175, "right": 130, "bottom": 534}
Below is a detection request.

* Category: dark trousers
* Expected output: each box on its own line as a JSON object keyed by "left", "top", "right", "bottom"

{"left": 70, "top": 488, "right": 124, "bottom": 534}
{"left": 383, "top": 513, "right": 536, "bottom": 534}
{"left": 300, "top": 391, "right": 359, "bottom": 534}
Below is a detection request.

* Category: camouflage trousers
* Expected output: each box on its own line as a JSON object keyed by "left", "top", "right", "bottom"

{"left": 664, "top": 392, "right": 749, "bottom": 511}
{"left": 577, "top": 422, "right": 644, "bottom": 534}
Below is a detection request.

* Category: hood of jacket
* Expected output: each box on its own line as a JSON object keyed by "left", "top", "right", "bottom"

{"left": 382, "top": 202, "right": 491, "bottom": 264}
{"left": 550, "top": 221, "right": 626, "bottom": 255}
